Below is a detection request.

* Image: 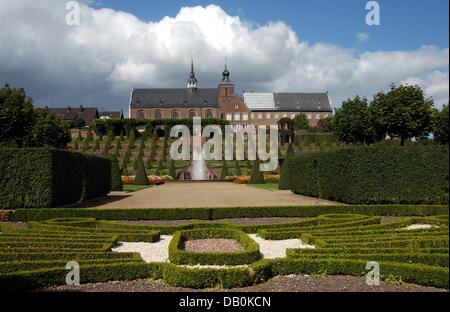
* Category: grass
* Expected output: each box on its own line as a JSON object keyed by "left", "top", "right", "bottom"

{"left": 122, "top": 184, "right": 152, "bottom": 192}
{"left": 247, "top": 183, "right": 279, "bottom": 190}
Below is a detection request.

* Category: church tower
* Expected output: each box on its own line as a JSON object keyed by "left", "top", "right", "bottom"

{"left": 218, "top": 62, "right": 234, "bottom": 114}
{"left": 187, "top": 59, "right": 198, "bottom": 90}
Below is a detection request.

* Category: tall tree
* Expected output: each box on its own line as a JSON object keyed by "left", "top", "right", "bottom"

{"left": 134, "top": 156, "right": 149, "bottom": 185}
{"left": 432, "top": 104, "right": 449, "bottom": 145}
{"left": 25, "top": 108, "right": 71, "bottom": 148}
{"left": 316, "top": 116, "right": 335, "bottom": 133}
{"left": 293, "top": 113, "right": 310, "bottom": 131}
{"left": 169, "top": 159, "right": 177, "bottom": 179}
{"left": 249, "top": 158, "right": 265, "bottom": 184}
{"left": 110, "top": 155, "right": 123, "bottom": 191}
{"left": 334, "top": 96, "right": 377, "bottom": 145}
{"left": 369, "top": 84, "right": 433, "bottom": 146}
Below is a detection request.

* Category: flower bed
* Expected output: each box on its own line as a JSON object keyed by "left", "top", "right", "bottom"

{"left": 121, "top": 175, "right": 165, "bottom": 185}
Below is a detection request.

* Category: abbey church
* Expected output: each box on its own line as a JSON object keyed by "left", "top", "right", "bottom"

{"left": 129, "top": 61, "right": 332, "bottom": 130}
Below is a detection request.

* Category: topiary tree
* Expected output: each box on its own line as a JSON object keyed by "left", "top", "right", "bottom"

{"left": 81, "top": 138, "right": 89, "bottom": 152}
{"left": 169, "top": 159, "right": 176, "bottom": 179}
{"left": 134, "top": 156, "right": 149, "bottom": 185}
{"left": 138, "top": 144, "right": 144, "bottom": 158}
{"left": 121, "top": 158, "right": 128, "bottom": 176}
{"left": 249, "top": 158, "right": 265, "bottom": 184}
{"left": 149, "top": 129, "right": 158, "bottom": 161}
{"left": 220, "top": 160, "right": 229, "bottom": 179}
{"left": 73, "top": 140, "right": 79, "bottom": 150}
{"left": 110, "top": 155, "right": 123, "bottom": 191}
{"left": 77, "top": 131, "right": 82, "bottom": 141}
{"left": 119, "top": 130, "right": 124, "bottom": 141}
{"left": 86, "top": 130, "right": 93, "bottom": 141}
{"left": 234, "top": 159, "right": 241, "bottom": 176}
{"left": 162, "top": 128, "right": 169, "bottom": 161}
{"left": 116, "top": 138, "right": 121, "bottom": 150}
{"left": 246, "top": 159, "right": 252, "bottom": 169}
{"left": 128, "top": 129, "right": 135, "bottom": 149}
{"left": 145, "top": 157, "right": 152, "bottom": 170}
{"left": 278, "top": 143, "right": 295, "bottom": 189}
{"left": 140, "top": 136, "right": 145, "bottom": 149}
{"left": 158, "top": 159, "right": 164, "bottom": 170}
{"left": 94, "top": 139, "right": 100, "bottom": 151}
{"left": 133, "top": 158, "right": 138, "bottom": 171}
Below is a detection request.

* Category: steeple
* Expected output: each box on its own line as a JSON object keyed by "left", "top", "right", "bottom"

{"left": 220, "top": 61, "right": 232, "bottom": 85}
{"left": 187, "top": 59, "right": 198, "bottom": 90}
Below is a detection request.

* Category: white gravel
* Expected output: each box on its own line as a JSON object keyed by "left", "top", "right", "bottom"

{"left": 248, "top": 234, "right": 315, "bottom": 259}
{"left": 402, "top": 224, "right": 437, "bottom": 230}
{"left": 111, "top": 234, "right": 315, "bottom": 266}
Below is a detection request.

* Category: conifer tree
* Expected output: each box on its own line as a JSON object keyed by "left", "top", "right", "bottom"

{"left": 128, "top": 129, "right": 135, "bottom": 149}
{"left": 145, "top": 157, "right": 152, "bottom": 170}
{"left": 77, "top": 131, "right": 82, "bottom": 141}
{"left": 278, "top": 143, "right": 295, "bottom": 190}
{"left": 169, "top": 159, "right": 176, "bottom": 179}
{"left": 73, "top": 140, "right": 79, "bottom": 150}
{"left": 116, "top": 138, "right": 121, "bottom": 150}
{"left": 220, "top": 160, "right": 229, "bottom": 179}
{"left": 234, "top": 159, "right": 241, "bottom": 176}
{"left": 94, "top": 139, "right": 100, "bottom": 152}
{"left": 133, "top": 157, "right": 138, "bottom": 171}
{"left": 121, "top": 158, "right": 128, "bottom": 175}
{"left": 149, "top": 129, "right": 158, "bottom": 161}
{"left": 82, "top": 138, "right": 89, "bottom": 152}
{"left": 86, "top": 130, "right": 93, "bottom": 141}
{"left": 134, "top": 156, "right": 149, "bottom": 185}
{"left": 249, "top": 158, "right": 265, "bottom": 184}
{"left": 158, "top": 159, "right": 164, "bottom": 170}
{"left": 119, "top": 129, "right": 124, "bottom": 141}
{"left": 110, "top": 155, "right": 123, "bottom": 191}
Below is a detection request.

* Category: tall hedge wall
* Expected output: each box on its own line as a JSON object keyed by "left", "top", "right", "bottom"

{"left": 289, "top": 145, "right": 449, "bottom": 204}
{"left": 0, "top": 148, "right": 111, "bottom": 209}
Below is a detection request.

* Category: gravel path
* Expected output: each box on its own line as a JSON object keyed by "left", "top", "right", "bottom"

{"left": 403, "top": 224, "right": 437, "bottom": 230}
{"left": 248, "top": 234, "right": 314, "bottom": 259}
{"left": 181, "top": 239, "right": 244, "bottom": 252}
{"left": 45, "top": 275, "right": 448, "bottom": 292}
{"left": 70, "top": 182, "right": 340, "bottom": 208}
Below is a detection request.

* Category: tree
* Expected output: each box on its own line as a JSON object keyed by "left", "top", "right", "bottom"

{"left": 73, "top": 140, "right": 79, "bottom": 150}
{"left": 432, "top": 104, "right": 449, "bottom": 145}
{"left": 293, "top": 113, "right": 309, "bottom": 131}
{"left": 134, "top": 156, "right": 149, "bottom": 185}
{"left": 133, "top": 158, "right": 138, "bottom": 171}
{"left": 369, "top": 84, "right": 433, "bottom": 146}
{"left": 25, "top": 108, "right": 71, "bottom": 148}
{"left": 169, "top": 159, "right": 176, "bottom": 179}
{"left": 145, "top": 157, "right": 152, "bottom": 170}
{"left": 0, "top": 84, "right": 35, "bottom": 147}
{"left": 119, "top": 130, "right": 124, "bottom": 141}
{"left": 278, "top": 143, "right": 295, "bottom": 189}
{"left": 94, "top": 139, "right": 100, "bottom": 151}
{"left": 116, "top": 138, "right": 121, "bottom": 150}
{"left": 334, "top": 96, "right": 377, "bottom": 145}
{"left": 158, "top": 159, "right": 164, "bottom": 170}
{"left": 316, "top": 116, "right": 334, "bottom": 133}
{"left": 149, "top": 129, "right": 158, "bottom": 161}
{"left": 82, "top": 138, "right": 89, "bottom": 151}
{"left": 128, "top": 129, "right": 135, "bottom": 149}
{"left": 249, "top": 158, "right": 265, "bottom": 184}
{"left": 220, "top": 160, "right": 229, "bottom": 179}
{"left": 234, "top": 159, "right": 241, "bottom": 176}
{"left": 110, "top": 155, "right": 123, "bottom": 191}
{"left": 121, "top": 158, "right": 128, "bottom": 175}
{"left": 86, "top": 130, "right": 93, "bottom": 141}
{"left": 162, "top": 128, "right": 169, "bottom": 161}
{"left": 77, "top": 131, "right": 83, "bottom": 141}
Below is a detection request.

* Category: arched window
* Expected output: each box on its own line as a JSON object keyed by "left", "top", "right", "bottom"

{"left": 137, "top": 110, "right": 145, "bottom": 119}
{"left": 188, "top": 110, "right": 195, "bottom": 118}
{"left": 206, "top": 110, "right": 213, "bottom": 118}
{"left": 154, "top": 110, "right": 161, "bottom": 119}
{"left": 172, "top": 110, "right": 179, "bottom": 119}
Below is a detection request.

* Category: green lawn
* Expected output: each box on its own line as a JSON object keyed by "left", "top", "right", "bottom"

{"left": 122, "top": 184, "right": 152, "bottom": 192}
{"left": 247, "top": 183, "right": 279, "bottom": 190}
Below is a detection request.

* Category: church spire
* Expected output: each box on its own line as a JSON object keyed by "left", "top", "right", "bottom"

{"left": 220, "top": 59, "right": 232, "bottom": 85}
{"left": 187, "top": 59, "right": 198, "bottom": 90}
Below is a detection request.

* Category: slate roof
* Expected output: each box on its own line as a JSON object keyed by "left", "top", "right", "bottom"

{"left": 48, "top": 106, "right": 99, "bottom": 126}
{"left": 273, "top": 93, "right": 332, "bottom": 112}
{"left": 130, "top": 88, "right": 219, "bottom": 109}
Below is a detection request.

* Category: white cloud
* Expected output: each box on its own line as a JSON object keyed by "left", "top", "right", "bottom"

{"left": 0, "top": 0, "right": 448, "bottom": 115}
{"left": 356, "top": 32, "right": 369, "bottom": 43}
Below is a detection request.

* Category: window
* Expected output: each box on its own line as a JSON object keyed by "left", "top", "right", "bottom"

{"left": 258, "top": 113, "right": 262, "bottom": 119}
{"left": 242, "top": 113, "right": 248, "bottom": 121}
{"left": 226, "top": 113, "right": 232, "bottom": 121}
{"left": 234, "top": 113, "right": 240, "bottom": 121}
{"left": 307, "top": 113, "right": 312, "bottom": 120}
{"left": 189, "top": 110, "right": 195, "bottom": 118}
{"left": 172, "top": 110, "right": 179, "bottom": 119}
{"left": 290, "top": 113, "right": 295, "bottom": 119}
{"left": 274, "top": 113, "right": 279, "bottom": 119}
{"left": 250, "top": 113, "right": 254, "bottom": 119}
{"left": 137, "top": 111, "right": 145, "bottom": 119}
{"left": 242, "top": 124, "right": 248, "bottom": 129}
{"left": 266, "top": 113, "right": 271, "bottom": 119}
{"left": 283, "top": 113, "right": 287, "bottom": 118}
{"left": 154, "top": 110, "right": 161, "bottom": 119}
{"left": 234, "top": 124, "right": 240, "bottom": 131}
{"left": 234, "top": 104, "right": 239, "bottom": 109}
{"left": 316, "top": 113, "right": 320, "bottom": 120}
{"left": 206, "top": 110, "right": 213, "bottom": 118}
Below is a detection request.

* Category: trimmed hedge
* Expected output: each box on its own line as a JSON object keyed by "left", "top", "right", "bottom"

{"left": 169, "top": 228, "right": 260, "bottom": 265}
{"left": 10, "top": 205, "right": 449, "bottom": 222}
{"left": 289, "top": 145, "right": 449, "bottom": 204}
{"left": 0, "top": 148, "right": 111, "bottom": 209}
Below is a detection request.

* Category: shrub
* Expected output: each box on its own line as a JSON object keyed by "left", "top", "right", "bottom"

{"left": 220, "top": 160, "right": 229, "bottom": 179}
{"left": 234, "top": 160, "right": 241, "bottom": 176}
{"left": 110, "top": 155, "right": 123, "bottom": 191}
{"left": 0, "top": 148, "right": 111, "bottom": 209}
{"left": 169, "top": 159, "right": 176, "bottom": 179}
{"left": 289, "top": 145, "right": 449, "bottom": 204}
{"left": 134, "top": 156, "right": 148, "bottom": 185}
{"left": 249, "top": 158, "right": 265, "bottom": 184}
{"left": 278, "top": 144, "right": 294, "bottom": 190}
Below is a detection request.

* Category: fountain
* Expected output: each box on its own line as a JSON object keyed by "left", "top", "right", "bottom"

{"left": 191, "top": 139, "right": 208, "bottom": 180}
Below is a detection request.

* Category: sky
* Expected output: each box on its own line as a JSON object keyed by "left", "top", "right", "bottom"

{"left": 0, "top": 0, "right": 448, "bottom": 116}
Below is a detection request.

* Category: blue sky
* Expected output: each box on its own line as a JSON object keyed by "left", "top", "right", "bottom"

{"left": 95, "top": 0, "right": 449, "bottom": 52}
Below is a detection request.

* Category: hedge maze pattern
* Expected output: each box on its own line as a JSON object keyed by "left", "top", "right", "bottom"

{"left": 0, "top": 213, "right": 448, "bottom": 290}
